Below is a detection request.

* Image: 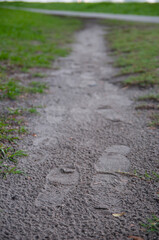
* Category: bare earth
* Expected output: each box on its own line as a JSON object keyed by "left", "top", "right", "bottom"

{"left": 1, "top": 23, "right": 159, "bottom": 240}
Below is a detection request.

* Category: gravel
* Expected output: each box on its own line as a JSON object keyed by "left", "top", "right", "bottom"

{"left": 0, "top": 22, "right": 159, "bottom": 240}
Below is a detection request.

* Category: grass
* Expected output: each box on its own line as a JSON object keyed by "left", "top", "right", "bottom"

{"left": 0, "top": 79, "right": 48, "bottom": 100}
{"left": 137, "top": 93, "right": 159, "bottom": 127}
{"left": 0, "top": 144, "right": 27, "bottom": 178}
{"left": 117, "top": 170, "right": 159, "bottom": 182}
{"left": 141, "top": 215, "right": 159, "bottom": 232}
{"left": 138, "top": 94, "right": 159, "bottom": 102}
{"left": 0, "top": 111, "right": 27, "bottom": 143}
{"left": 0, "top": 146, "right": 27, "bottom": 163}
{"left": 0, "top": 106, "right": 40, "bottom": 177}
{"left": 8, "top": 107, "right": 39, "bottom": 115}
{"left": 0, "top": 79, "right": 25, "bottom": 100}
{"left": 135, "top": 170, "right": 159, "bottom": 181}
{"left": 150, "top": 113, "right": 159, "bottom": 128}
{"left": 31, "top": 73, "right": 47, "bottom": 78}
{"left": 123, "top": 74, "right": 159, "bottom": 87}
{"left": 0, "top": 8, "right": 81, "bottom": 74}
{"left": 0, "top": 8, "right": 81, "bottom": 100}
{"left": 28, "top": 81, "right": 48, "bottom": 94}
{"left": 106, "top": 20, "right": 159, "bottom": 87}
{"left": 1, "top": 2, "right": 159, "bottom": 16}
{"left": 135, "top": 104, "right": 159, "bottom": 110}
{"left": 28, "top": 108, "right": 38, "bottom": 114}
{"left": 0, "top": 164, "right": 23, "bottom": 178}
{"left": 104, "top": 19, "right": 159, "bottom": 128}
{"left": 0, "top": 8, "right": 81, "bottom": 99}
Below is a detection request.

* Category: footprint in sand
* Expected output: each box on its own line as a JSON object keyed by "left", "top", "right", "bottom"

{"left": 35, "top": 166, "right": 79, "bottom": 207}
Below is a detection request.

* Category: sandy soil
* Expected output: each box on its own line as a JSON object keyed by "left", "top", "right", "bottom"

{"left": 0, "top": 22, "right": 159, "bottom": 240}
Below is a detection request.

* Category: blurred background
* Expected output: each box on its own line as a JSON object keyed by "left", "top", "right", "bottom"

{"left": 1, "top": 0, "right": 159, "bottom": 4}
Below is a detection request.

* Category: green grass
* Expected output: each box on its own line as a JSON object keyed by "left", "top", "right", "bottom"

{"left": 123, "top": 74, "right": 159, "bottom": 87}
{"left": 0, "top": 8, "right": 81, "bottom": 73}
{"left": 150, "top": 113, "right": 159, "bottom": 128}
{"left": 0, "top": 106, "right": 42, "bottom": 177}
{"left": 0, "top": 79, "right": 25, "bottom": 100}
{"left": 103, "top": 19, "right": 159, "bottom": 129}
{"left": 0, "top": 79, "right": 48, "bottom": 100}
{"left": 8, "top": 107, "right": 38, "bottom": 115}
{"left": 28, "top": 108, "right": 38, "bottom": 114}
{"left": 0, "top": 113, "right": 25, "bottom": 143}
{"left": 135, "top": 104, "right": 159, "bottom": 110}
{"left": 141, "top": 215, "right": 159, "bottom": 232}
{"left": 1, "top": 2, "right": 159, "bottom": 16}
{"left": 137, "top": 94, "right": 159, "bottom": 127}
{"left": 31, "top": 72, "right": 47, "bottom": 78}
{"left": 117, "top": 170, "right": 159, "bottom": 182}
{"left": 0, "top": 9, "right": 81, "bottom": 99}
{"left": 28, "top": 81, "right": 48, "bottom": 94}
{"left": 106, "top": 20, "right": 159, "bottom": 87}
{"left": 0, "top": 107, "right": 37, "bottom": 177}
{"left": 135, "top": 170, "right": 159, "bottom": 181}
{"left": 0, "top": 164, "right": 23, "bottom": 178}
{"left": 138, "top": 94, "right": 159, "bottom": 102}
{"left": 0, "top": 8, "right": 81, "bottom": 100}
{"left": 0, "top": 146, "right": 27, "bottom": 163}
{"left": 0, "top": 145, "right": 26, "bottom": 178}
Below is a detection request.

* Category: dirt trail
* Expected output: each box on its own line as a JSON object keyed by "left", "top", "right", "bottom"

{"left": 1, "top": 23, "right": 159, "bottom": 240}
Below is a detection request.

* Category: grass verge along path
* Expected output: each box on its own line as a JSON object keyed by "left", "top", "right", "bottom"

{"left": 0, "top": 8, "right": 81, "bottom": 177}
{"left": 106, "top": 19, "right": 159, "bottom": 127}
